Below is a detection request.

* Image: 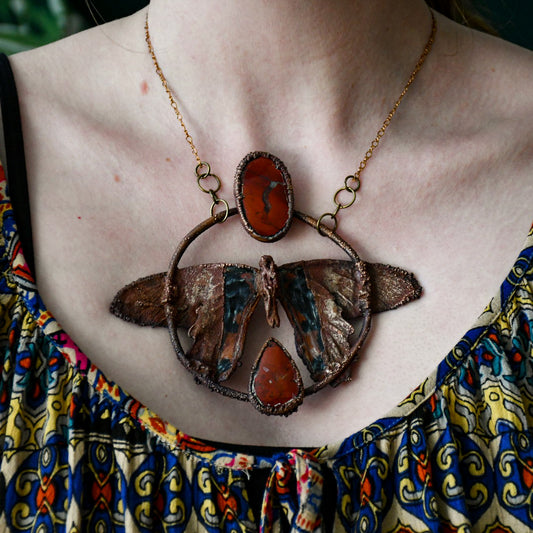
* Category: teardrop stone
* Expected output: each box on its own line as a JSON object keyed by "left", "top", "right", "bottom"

{"left": 251, "top": 338, "right": 303, "bottom": 414}
{"left": 235, "top": 153, "right": 293, "bottom": 242}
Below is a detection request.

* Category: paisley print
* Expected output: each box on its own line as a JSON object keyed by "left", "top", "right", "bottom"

{"left": 1, "top": 161, "right": 533, "bottom": 532}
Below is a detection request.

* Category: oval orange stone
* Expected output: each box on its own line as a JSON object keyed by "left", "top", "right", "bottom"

{"left": 251, "top": 338, "right": 303, "bottom": 414}
{"left": 235, "top": 152, "right": 293, "bottom": 242}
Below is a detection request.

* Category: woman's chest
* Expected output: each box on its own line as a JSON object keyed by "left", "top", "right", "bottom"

{"left": 20, "top": 137, "right": 531, "bottom": 446}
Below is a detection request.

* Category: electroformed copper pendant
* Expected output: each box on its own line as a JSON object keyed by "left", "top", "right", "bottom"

{"left": 110, "top": 152, "right": 422, "bottom": 416}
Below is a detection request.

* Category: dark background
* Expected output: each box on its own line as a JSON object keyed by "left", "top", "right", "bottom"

{"left": 481, "top": 0, "right": 533, "bottom": 48}
{"left": 0, "top": 0, "right": 532, "bottom": 54}
{"left": 74, "top": 0, "right": 533, "bottom": 49}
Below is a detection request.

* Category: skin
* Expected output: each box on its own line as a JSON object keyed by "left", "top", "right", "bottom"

{"left": 3, "top": 0, "right": 533, "bottom": 446}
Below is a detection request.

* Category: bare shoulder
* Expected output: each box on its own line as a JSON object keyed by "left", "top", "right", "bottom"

{"left": 9, "top": 9, "right": 146, "bottom": 97}
{"left": 469, "top": 27, "right": 533, "bottom": 183}
{"left": 423, "top": 14, "right": 533, "bottom": 190}
{"left": 469, "top": 24, "right": 533, "bottom": 136}
{"left": 436, "top": 13, "right": 533, "bottom": 112}
{"left": 4, "top": 8, "right": 159, "bottom": 208}
{"left": 6, "top": 9, "right": 149, "bottom": 160}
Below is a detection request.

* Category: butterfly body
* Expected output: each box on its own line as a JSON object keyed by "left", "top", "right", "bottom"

{"left": 257, "top": 255, "right": 281, "bottom": 328}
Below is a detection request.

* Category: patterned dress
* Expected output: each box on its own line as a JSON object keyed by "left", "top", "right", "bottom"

{"left": 0, "top": 155, "right": 532, "bottom": 532}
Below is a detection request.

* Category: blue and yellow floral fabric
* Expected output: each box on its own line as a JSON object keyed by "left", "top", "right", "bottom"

{"left": 0, "top": 163, "right": 532, "bottom": 532}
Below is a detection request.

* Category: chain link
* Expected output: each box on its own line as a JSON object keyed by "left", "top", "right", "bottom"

{"left": 195, "top": 164, "right": 230, "bottom": 221}
{"left": 210, "top": 197, "right": 230, "bottom": 221}
{"left": 316, "top": 11, "right": 437, "bottom": 234}
{"left": 317, "top": 213, "right": 338, "bottom": 235}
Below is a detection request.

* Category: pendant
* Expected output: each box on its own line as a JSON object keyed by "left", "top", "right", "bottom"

{"left": 110, "top": 152, "right": 422, "bottom": 416}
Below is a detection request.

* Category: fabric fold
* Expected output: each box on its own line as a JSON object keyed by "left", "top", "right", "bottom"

{"left": 260, "top": 449, "right": 325, "bottom": 533}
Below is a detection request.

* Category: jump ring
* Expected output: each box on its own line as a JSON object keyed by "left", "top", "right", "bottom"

{"left": 195, "top": 161, "right": 211, "bottom": 179}
{"left": 345, "top": 175, "right": 361, "bottom": 192}
{"left": 210, "top": 198, "right": 229, "bottom": 222}
{"left": 197, "top": 173, "right": 222, "bottom": 194}
{"left": 316, "top": 213, "right": 338, "bottom": 235}
{"left": 333, "top": 186, "right": 357, "bottom": 209}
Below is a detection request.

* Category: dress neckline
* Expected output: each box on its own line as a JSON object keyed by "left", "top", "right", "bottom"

{"left": 3, "top": 165, "right": 532, "bottom": 471}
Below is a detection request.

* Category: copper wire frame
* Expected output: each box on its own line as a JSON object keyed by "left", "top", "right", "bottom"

{"left": 163, "top": 208, "right": 372, "bottom": 412}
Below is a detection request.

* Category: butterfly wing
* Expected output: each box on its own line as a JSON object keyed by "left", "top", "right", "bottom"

{"left": 277, "top": 259, "right": 369, "bottom": 382}
{"left": 111, "top": 264, "right": 260, "bottom": 382}
{"left": 110, "top": 272, "right": 167, "bottom": 327}
{"left": 365, "top": 262, "right": 423, "bottom": 314}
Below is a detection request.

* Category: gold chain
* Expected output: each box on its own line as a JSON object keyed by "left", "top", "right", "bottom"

{"left": 145, "top": 17, "right": 229, "bottom": 221}
{"left": 318, "top": 12, "right": 437, "bottom": 233}
{"left": 145, "top": 11, "right": 436, "bottom": 230}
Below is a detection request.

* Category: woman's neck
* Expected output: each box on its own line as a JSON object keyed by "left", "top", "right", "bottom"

{"left": 144, "top": 0, "right": 434, "bottom": 160}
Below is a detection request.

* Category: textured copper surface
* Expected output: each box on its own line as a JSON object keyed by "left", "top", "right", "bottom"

{"left": 110, "top": 209, "right": 422, "bottom": 415}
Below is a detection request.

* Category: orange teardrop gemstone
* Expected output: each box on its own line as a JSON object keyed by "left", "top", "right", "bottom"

{"left": 250, "top": 338, "right": 303, "bottom": 415}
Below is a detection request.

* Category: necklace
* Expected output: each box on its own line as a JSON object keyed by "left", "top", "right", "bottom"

{"left": 110, "top": 12, "right": 436, "bottom": 416}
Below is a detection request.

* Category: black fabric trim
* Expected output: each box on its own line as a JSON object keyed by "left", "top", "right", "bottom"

{"left": 0, "top": 53, "right": 35, "bottom": 278}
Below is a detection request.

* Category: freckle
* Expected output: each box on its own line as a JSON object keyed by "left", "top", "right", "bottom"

{"left": 166, "top": 157, "right": 171, "bottom": 162}
{"left": 114, "top": 175, "right": 121, "bottom": 183}
{"left": 141, "top": 80, "right": 149, "bottom": 95}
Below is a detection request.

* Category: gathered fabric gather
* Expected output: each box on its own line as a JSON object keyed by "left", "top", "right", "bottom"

{"left": 0, "top": 161, "right": 532, "bottom": 531}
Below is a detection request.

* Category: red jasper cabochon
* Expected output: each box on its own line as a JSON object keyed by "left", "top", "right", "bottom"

{"left": 250, "top": 338, "right": 304, "bottom": 415}
{"left": 234, "top": 152, "right": 294, "bottom": 242}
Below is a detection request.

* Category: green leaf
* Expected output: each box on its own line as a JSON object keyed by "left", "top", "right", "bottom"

{"left": 0, "top": 32, "right": 49, "bottom": 54}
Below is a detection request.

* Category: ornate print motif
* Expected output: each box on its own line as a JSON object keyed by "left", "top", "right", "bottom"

{"left": 1, "top": 162, "right": 533, "bottom": 531}
{"left": 128, "top": 448, "right": 193, "bottom": 532}
{"left": 6, "top": 446, "right": 69, "bottom": 532}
